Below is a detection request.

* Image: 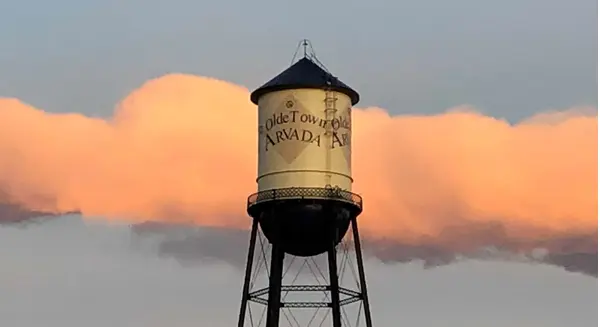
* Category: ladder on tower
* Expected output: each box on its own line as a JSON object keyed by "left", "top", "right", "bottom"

{"left": 324, "top": 81, "right": 338, "bottom": 188}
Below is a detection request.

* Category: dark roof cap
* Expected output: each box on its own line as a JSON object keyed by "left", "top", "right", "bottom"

{"left": 250, "top": 57, "right": 360, "bottom": 105}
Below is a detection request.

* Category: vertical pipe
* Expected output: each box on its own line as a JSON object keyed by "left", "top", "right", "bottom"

{"left": 351, "top": 216, "right": 373, "bottom": 327}
{"left": 237, "top": 219, "right": 259, "bottom": 327}
{"left": 327, "top": 244, "right": 342, "bottom": 327}
{"left": 265, "top": 242, "right": 285, "bottom": 327}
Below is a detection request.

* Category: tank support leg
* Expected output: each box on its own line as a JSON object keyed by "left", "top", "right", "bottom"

{"left": 351, "top": 216, "right": 374, "bottom": 327}
{"left": 237, "top": 219, "right": 259, "bottom": 327}
{"left": 266, "top": 241, "right": 285, "bottom": 327}
{"left": 327, "top": 242, "right": 342, "bottom": 327}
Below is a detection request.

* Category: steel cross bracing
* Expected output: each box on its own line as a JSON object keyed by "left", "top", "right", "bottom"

{"left": 248, "top": 285, "right": 363, "bottom": 308}
{"left": 237, "top": 217, "right": 373, "bottom": 327}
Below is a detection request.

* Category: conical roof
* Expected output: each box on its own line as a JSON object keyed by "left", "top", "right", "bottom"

{"left": 250, "top": 57, "right": 360, "bottom": 105}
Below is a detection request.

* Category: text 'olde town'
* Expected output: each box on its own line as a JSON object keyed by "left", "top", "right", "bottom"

{"left": 260, "top": 111, "right": 351, "bottom": 151}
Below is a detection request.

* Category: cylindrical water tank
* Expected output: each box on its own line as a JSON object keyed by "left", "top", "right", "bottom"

{"left": 248, "top": 56, "right": 362, "bottom": 257}
{"left": 256, "top": 88, "right": 353, "bottom": 192}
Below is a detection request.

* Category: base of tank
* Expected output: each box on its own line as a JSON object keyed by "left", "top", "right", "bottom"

{"left": 247, "top": 187, "right": 363, "bottom": 257}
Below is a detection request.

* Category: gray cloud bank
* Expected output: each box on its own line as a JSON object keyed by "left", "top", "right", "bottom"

{"left": 130, "top": 221, "right": 598, "bottom": 278}
{"left": 0, "top": 214, "right": 596, "bottom": 327}
{"left": 0, "top": 203, "right": 596, "bottom": 277}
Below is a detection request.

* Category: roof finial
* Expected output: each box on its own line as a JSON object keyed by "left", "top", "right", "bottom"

{"left": 302, "top": 39, "right": 309, "bottom": 58}
{"left": 289, "top": 39, "right": 329, "bottom": 73}
{"left": 290, "top": 39, "right": 312, "bottom": 65}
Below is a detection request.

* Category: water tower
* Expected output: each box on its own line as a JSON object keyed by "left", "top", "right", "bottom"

{"left": 237, "top": 40, "right": 373, "bottom": 327}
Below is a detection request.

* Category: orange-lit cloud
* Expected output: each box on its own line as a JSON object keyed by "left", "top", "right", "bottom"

{"left": 0, "top": 74, "right": 596, "bottom": 255}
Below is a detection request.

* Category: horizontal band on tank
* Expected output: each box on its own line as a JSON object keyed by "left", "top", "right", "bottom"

{"left": 256, "top": 170, "right": 353, "bottom": 183}
{"left": 247, "top": 187, "right": 362, "bottom": 210}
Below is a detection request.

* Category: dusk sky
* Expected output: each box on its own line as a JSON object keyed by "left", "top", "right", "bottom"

{"left": 0, "top": 0, "right": 597, "bottom": 326}
{"left": 0, "top": 0, "right": 596, "bottom": 120}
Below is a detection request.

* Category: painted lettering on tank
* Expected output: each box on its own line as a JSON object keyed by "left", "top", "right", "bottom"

{"left": 261, "top": 111, "right": 323, "bottom": 151}
{"left": 259, "top": 103, "right": 352, "bottom": 153}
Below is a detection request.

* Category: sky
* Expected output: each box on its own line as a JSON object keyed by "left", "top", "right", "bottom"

{"left": 0, "top": 0, "right": 597, "bottom": 120}
{"left": 0, "top": 0, "right": 597, "bottom": 326}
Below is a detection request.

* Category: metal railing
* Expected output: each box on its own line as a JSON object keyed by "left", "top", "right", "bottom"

{"left": 247, "top": 187, "right": 362, "bottom": 210}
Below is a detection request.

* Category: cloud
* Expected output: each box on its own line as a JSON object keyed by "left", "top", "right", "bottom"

{"left": 132, "top": 221, "right": 598, "bottom": 277}
{"left": 1, "top": 217, "right": 595, "bottom": 327}
{"left": 0, "top": 73, "right": 596, "bottom": 276}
